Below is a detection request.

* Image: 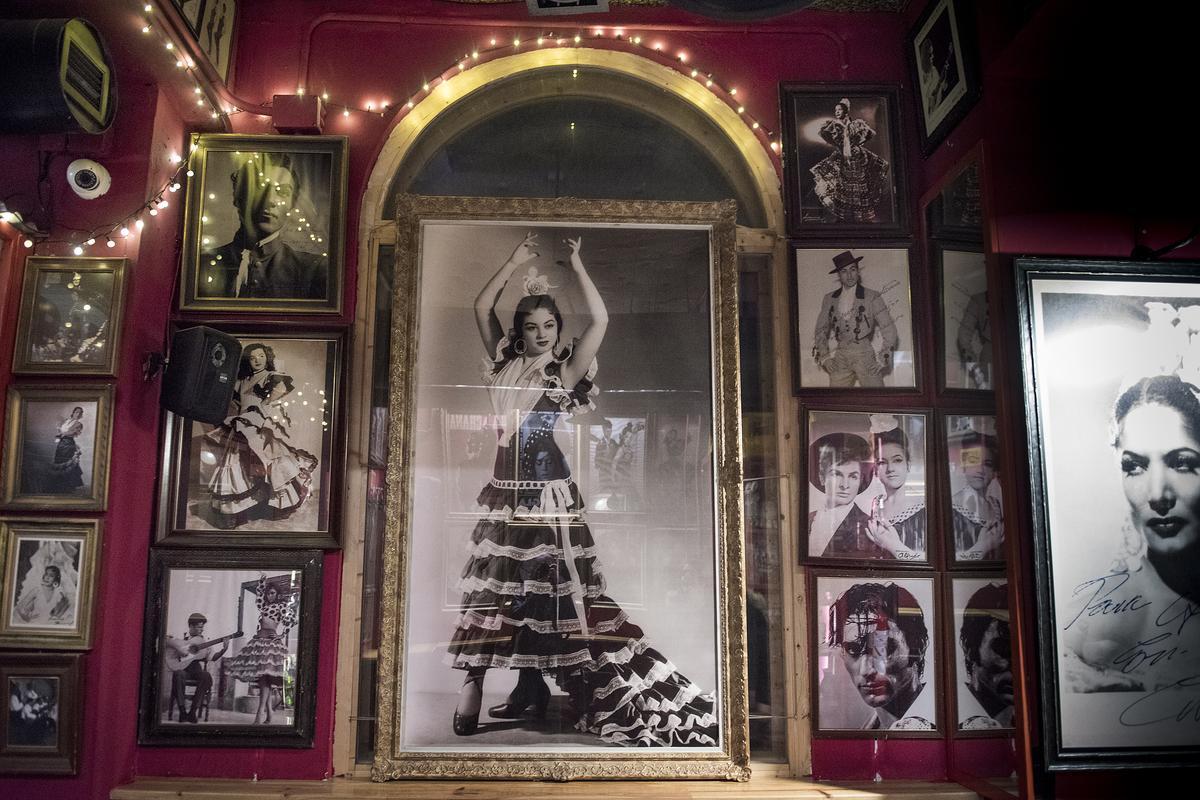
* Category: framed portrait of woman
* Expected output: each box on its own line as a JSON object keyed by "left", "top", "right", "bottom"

{"left": 945, "top": 574, "right": 1014, "bottom": 736}
{"left": 372, "top": 195, "right": 747, "bottom": 780}
{"left": 935, "top": 242, "right": 992, "bottom": 392}
{"left": 942, "top": 412, "right": 1005, "bottom": 567}
{"left": 155, "top": 328, "right": 344, "bottom": 549}
{"left": 780, "top": 84, "right": 909, "bottom": 239}
{"left": 1016, "top": 257, "right": 1200, "bottom": 768}
{"left": 809, "top": 571, "right": 942, "bottom": 737}
{"left": 0, "top": 518, "right": 101, "bottom": 650}
{"left": 0, "top": 653, "right": 82, "bottom": 775}
{"left": 907, "top": 0, "right": 982, "bottom": 156}
{"left": 11, "top": 257, "right": 127, "bottom": 376}
{"left": 802, "top": 408, "right": 931, "bottom": 567}
{"left": 0, "top": 385, "right": 113, "bottom": 511}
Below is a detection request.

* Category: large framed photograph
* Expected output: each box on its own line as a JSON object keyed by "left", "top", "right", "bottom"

{"left": 1, "top": 385, "right": 113, "bottom": 511}
{"left": 156, "top": 329, "right": 343, "bottom": 549}
{"left": 803, "top": 409, "right": 930, "bottom": 566}
{"left": 943, "top": 412, "right": 1004, "bottom": 566}
{"left": 908, "top": 0, "right": 982, "bottom": 155}
{"left": 780, "top": 84, "right": 908, "bottom": 239}
{"left": 1016, "top": 258, "right": 1200, "bottom": 768}
{"left": 946, "top": 574, "right": 1013, "bottom": 735}
{"left": 179, "top": 134, "right": 347, "bottom": 314}
{"left": 792, "top": 244, "right": 918, "bottom": 391}
{"left": 810, "top": 571, "right": 941, "bottom": 736}
{"left": 11, "top": 257, "right": 127, "bottom": 376}
{"left": 374, "top": 196, "right": 747, "bottom": 780}
{"left": 137, "top": 548, "right": 321, "bottom": 747}
{"left": 0, "top": 653, "right": 82, "bottom": 775}
{"left": 0, "top": 518, "right": 101, "bottom": 650}
{"left": 936, "top": 242, "right": 991, "bottom": 392}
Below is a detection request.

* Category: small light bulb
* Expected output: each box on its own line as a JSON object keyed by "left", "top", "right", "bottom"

{"left": 186, "top": 169, "right": 194, "bottom": 177}
{"left": 406, "top": 100, "right": 414, "bottom": 109}
{"left": 196, "top": 98, "right": 204, "bottom": 106}
{"left": 120, "top": 227, "right": 130, "bottom": 237}
{"left": 322, "top": 91, "right": 329, "bottom": 100}
{"left": 86, "top": 238, "right": 96, "bottom": 246}
{"left": 706, "top": 78, "right": 713, "bottom": 87}
{"left": 175, "top": 60, "right": 184, "bottom": 68}
{"left": 169, "top": 183, "right": 180, "bottom": 192}
{"left": 169, "top": 153, "right": 181, "bottom": 164}
{"left": 537, "top": 37, "right": 543, "bottom": 45}
{"left": 343, "top": 108, "right": 350, "bottom": 117}
{"left": 106, "top": 238, "right": 115, "bottom": 248}
{"left": 422, "top": 82, "right": 429, "bottom": 91}
{"left": 165, "top": 42, "right": 173, "bottom": 51}
{"left": 730, "top": 87, "right": 738, "bottom": 96}
{"left": 141, "top": 24, "right": 151, "bottom": 34}
{"left": 144, "top": 3, "right": 152, "bottom": 11}
{"left": 752, "top": 122, "right": 760, "bottom": 130}
{"left": 73, "top": 245, "right": 83, "bottom": 255}
{"left": 490, "top": 38, "right": 497, "bottom": 46}
{"left": 678, "top": 52, "right": 687, "bottom": 62}
{"left": 193, "top": 86, "right": 201, "bottom": 94}
{"left": 297, "top": 86, "right": 305, "bottom": 96}
{"left": 737, "top": 106, "right": 744, "bottom": 114}
{"left": 771, "top": 141, "right": 780, "bottom": 151}
{"left": 135, "top": 219, "right": 145, "bottom": 230}
{"left": 691, "top": 69, "right": 699, "bottom": 77}
{"left": 149, "top": 208, "right": 158, "bottom": 216}
{"left": 513, "top": 37, "right": 520, "bottom": 47}
{"left": 574, "top": 34, "right": 581, "bottom": 44}
{"left": 23, "top": 239, "right": 33, "bottom": 248}
{"left": 158, "top": 199, "right": 169, "bottom": 209}
{"left": 472, "top": 50, "right": 479, "bottom": 59}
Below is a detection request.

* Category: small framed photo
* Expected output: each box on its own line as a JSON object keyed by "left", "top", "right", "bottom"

{"left": 0, "top": 518, "right": 101, "bottom": 649}
{"left": 810, "top": 571, "right": 941, "bottom": 736}
{"left": 946, "top": 574, "right": 1014, "bottom": 735}
{"left": 804, "top": 409, "right": 930, "bottom": 566}
{"left": 781, "top": 84, "right": 908, "bottom": 238}
{"left": 928, "top": 158, "right": 984, "bottom": 241}
{"left": 908, "top": 0, "right": 982, "bottom": 155}
{"left": 1, "top": 385, "right": 114, "bottom": 511}
{"left": 11, "top": 257, "right": 127, "bottom": 376}
{"left": 943, "top": 413, "right": 1005, "bottom": 566}
{"left": 179, "top": 133, "right": 347, "bottom": 314}
{"left": 792, "top": 244, "right": 918, "bottom": 391}
{"left": 137, "top": 548, "right": 321, "bottom": 747}
{"left": 526, "top": 0, "right": 609, "bottom": 14}
{"left": 195, "top": 0, "right": 237, "bottom": 82}
{"left": 0, "top": 653, "right": 82, "bottom": 775}
{"left": 156, "top": 329, "right": 343, "bottom": 549}
{"left": 936, "top": 242, "right": 992, "bottom": 392}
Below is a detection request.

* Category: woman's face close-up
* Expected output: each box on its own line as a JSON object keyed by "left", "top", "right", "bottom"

{"left": 520, "top": 308, "right": 558, "bottom": 357}
{"left": 247, "top": 347, "right": 268, "bottom": 372}
{"left": 962, "top": 444, "right": 997, "bottom": 493}
{"left": 1119, "top": 402, "right": 1200, "bottom": 558}
{"left": 834, "top": 103, "right": 847, "bottom": 120}
{"left": 877, "top": 442, "right": 909, "bottom": 492}
{"left": 825, "top": 458, "right": 862, "bottom": 508}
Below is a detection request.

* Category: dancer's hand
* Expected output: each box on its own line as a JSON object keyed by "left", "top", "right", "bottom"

{"left": 508, "top": 232, "right": 539, "bottom": 267}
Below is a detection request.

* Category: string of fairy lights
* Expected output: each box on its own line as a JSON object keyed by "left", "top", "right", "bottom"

{"left": 8, "top": 2, "right": 781, "bottom": 255}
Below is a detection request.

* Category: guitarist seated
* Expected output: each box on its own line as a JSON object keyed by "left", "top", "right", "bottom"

{"left": 166, "top": 612, "right": 229, "bottom": 723}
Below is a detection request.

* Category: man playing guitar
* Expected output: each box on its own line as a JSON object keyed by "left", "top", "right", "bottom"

{"left": 165, "top": 612, "right": 237, "bottom": 723}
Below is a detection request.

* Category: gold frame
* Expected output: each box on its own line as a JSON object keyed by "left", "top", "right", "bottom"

{"left": 0, "top": 517, "right": 102, "bottom": 649}
{"left": 0, "top": 385, "right": 114, "bottom": 511}
{"left": 11, "top": 256, "right": 128, "bottom": 376}
{"left": 373, "top": 195, "right": 748, "bottom": 780}
{"left": 178, "top": 133, "right": 348, "bottom": 314}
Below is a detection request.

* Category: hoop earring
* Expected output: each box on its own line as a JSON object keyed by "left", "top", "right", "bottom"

{"left": 513, "top": 338, "right": 527, "bottom": 355}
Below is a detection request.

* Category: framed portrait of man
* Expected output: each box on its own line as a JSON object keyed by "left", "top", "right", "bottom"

{"left": 943, "top": 413, "right": 1004, "bottom": 566}
{"left": 0, "top": 653, "right": 82, "bottom": 775}
{"left": 137, "top": 548, "right": 321, "bottom": 747}
{"left": 0, "top": 385, "right": 113, "bottom": 512}
{"left": 908, "top": 0, "right": 982, "bottom": 155}
{"left": 372, "top": 195, "right": 747, "bottom": 780}
{"left": 11, "top": 257, "right": 127, "bottom": 376}
{"left": 0, "top": 518, "right": 101, "bottom": 650}
{"left": 792, "top": 245, "right": 918, "bottom": 391}
{"left": 780, "top": 84, "right": 908, "bottom": 239}
{"left": 947, "top": 575, "right": 1014, "bottom": 734}
{"left": 803, "top": 409, "right": 930, "bottom": 566}
{"left": 936, "top": 242, "right": 991, "bottom": 392}
{"left": 156, "top": 328, "right": 344, "bottom": 549}
{"left": 1015, "top": 258, "right": 1200, "bottom": 769}
{"left": 810, "top": 572, "right": 941, "bottom": 736}
{"left": 179, "top": 134, "right": 347, "bottom": 314}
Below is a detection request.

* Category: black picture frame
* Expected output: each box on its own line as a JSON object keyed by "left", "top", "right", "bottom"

{"left": 0, "top": 653, "right": 82, "bottom": 775}
{"left": 934, "top": 240, "right": 992, "bottom": 393}
{"left": 908, "top": 0, "right": 982, "bottom": 156}
{"left": 927, "top": 158, "right": 985, "bottom": 242}
{"left": 780, "top": 84, "right": 909, "bottom": 239}
{"left": 945, "top": 572, "right": 1014, "bottom": 737}
{"left": 940, "top": 410, "right": 1005, "bottom": 569}
{"left": 137, "top": 548, "right": 322, "bottom": 747}
{"left": 1015, "top": 257, "right": 1200, "bottom": 769}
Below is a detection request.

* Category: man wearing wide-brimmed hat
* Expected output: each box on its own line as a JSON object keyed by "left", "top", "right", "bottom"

{"left": 812, "top": 250, "right": 898, "bottom": 387}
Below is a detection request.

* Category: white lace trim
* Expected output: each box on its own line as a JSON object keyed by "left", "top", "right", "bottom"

{"left": 453, "top": 608, "right": 629, "bottom": 635}
{"left": 467, "top": 538, "right": 599, "bottom": 562}
{"left": 455, "top": 574, "right": 606, "bottom": 598}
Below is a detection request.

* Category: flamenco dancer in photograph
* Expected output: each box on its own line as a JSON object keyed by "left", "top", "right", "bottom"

{"left": 448, "top": 232, "right": 718, "bottom": 747}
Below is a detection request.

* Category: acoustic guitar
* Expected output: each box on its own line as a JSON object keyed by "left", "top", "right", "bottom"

{"left": 164, "top": 631, "right": 243, "bottom": 672}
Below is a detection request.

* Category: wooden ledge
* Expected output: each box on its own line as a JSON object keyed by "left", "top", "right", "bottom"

{"left": 112, "top": 774, "right": 983, "bottom": 799}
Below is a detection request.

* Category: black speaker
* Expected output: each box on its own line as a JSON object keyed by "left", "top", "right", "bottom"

{"left": 161, "top": 327, "right": 242, "bottom": 424}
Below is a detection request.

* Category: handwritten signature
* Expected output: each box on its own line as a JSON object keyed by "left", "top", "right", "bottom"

{"left": 1119, "top": 673, "right": 1200, "bottom": 727}
{"left": 1065, "top": 571, "right": 1151, "bottom": 630}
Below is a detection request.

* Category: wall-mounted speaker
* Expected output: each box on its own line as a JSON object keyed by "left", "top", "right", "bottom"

{"left": 161, "top": 326, "right": 242, "bottom": 425}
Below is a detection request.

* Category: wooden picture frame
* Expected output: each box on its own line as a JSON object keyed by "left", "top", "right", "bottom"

{"left": 908, "top": 0, "right": 982, "bottom": 155}
{"left": 179, "top": 133, "right": 347, "bottom": 315}
{"left": 941, "top": 411, "right": 1005, "bottom": 568}
{"left": 1, "top": 385, "right": 114, "bottom": 511}
{"left": 934, "top": 241, "right": 992, "bottom": 393}
{"left": 0, "top": 652, "right": 82, "bottom": 775}
{"left": 0, "top": 518, "right": 101, "bottom": 649}
{"left": 945, "top": 573, "right": 1014, "bottom": 736}
{"left": 137, "top": 547, "right": 322, "bottom": 747}
{"left": 11, "top": 256, "right": 127, "bottom": 376}
{"left": 373, "top": 195, "right": 747, "bottom": 780}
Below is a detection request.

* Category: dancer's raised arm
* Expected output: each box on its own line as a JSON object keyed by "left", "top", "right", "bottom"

{"left": 475, "top": 232, "right": 538, "bottom": 354}
{"left": 560, "top": 236, "right": 608, "bottom": 387}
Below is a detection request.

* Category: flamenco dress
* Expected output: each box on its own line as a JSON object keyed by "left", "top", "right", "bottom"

{"left": 225, "top": 578, "right": 297, "bottom": 688}
{"left": 810, "top": 118, "right": 890, "bottom": 222}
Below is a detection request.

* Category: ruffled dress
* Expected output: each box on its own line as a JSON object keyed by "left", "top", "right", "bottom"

{"left": 225, "top": 578, "right": 296, "bottom": 687}
{"left": 445, "top": 342, "right": 719, "bottom": 747}
{"left": 810, "top": 118, "right": 890, "bottom": 222}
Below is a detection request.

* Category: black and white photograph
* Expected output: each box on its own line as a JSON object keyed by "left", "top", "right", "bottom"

{"left": 173, "top": 0, "right": 202, "bottom": 30}
{"left": 180, "top": 134, "right": 347, "bottom": 313}
{"left": 938, "top": 243, "right": 991, "bottom": 391}
{"left": 781, "top": 85, "right": 907, "bottom": 238}
{"left": 0, "top": 518, "right": 100, "bottom": 649}
{"left": 908, "top": 0, "right": 981, "bottom": 154}
{"left": 812, "top": 572, "right": 940, "bottom": 735}
{"left": 950, "top": 576, "right": 1013, "bottom": 733}
{"left": 0, "top": 653, "right": 81, "bottom": 774}
{"left": 1, "top": 386, "right": 113, "bottom": 511}
{"left": 158, "top": 330, "right": 341, "bottom": 549}
{"left": 945, "top": 414, "right": 1004, "bottom": 564}
{"left": 138, "top": 549, "right": 320, "bottom": 747}
{"left": 7, "top": 676, "right": 59, "bottom": 748}
{"left": 931, "top": 159, "right": 984, "bottom": 240}
{"left": 12, "top": 257, "right": 127, "bottom": 376}
{"left": 373, "top": 196, "right": 746, "bottom": 779}
{"left": 1017, "top": 261, "right": 1200, "bottom": 766}
{"left": 805, "top": 410, "right": 928, "bottom": 565}
{"left": 195, "top": 0, "right": 236, "bottom": 81}
{"left": 794, "top": 246, "right": 916, "bottom": 390}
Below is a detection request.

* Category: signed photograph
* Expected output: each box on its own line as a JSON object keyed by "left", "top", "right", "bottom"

{"left": 945, "top": 414, "right": 1004, "bottom": 564}
{"left": 950, "top": 576, "right": 1013, "bottom": 733}
{"left": 938, "top": 244, "right": 991, "bottom": 391}
{"left": 1018, "top": 260, "right": 1200, "bottom": 765}
{"left": 0, "top": 518, "right": 101, "bottom": 649}
{"left": 811, "top": 572, "right": 939, "bottom": 735}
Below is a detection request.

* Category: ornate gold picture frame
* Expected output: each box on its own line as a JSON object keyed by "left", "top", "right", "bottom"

{"left": 373, "top": 195, "right": 748, "bottom": 780}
